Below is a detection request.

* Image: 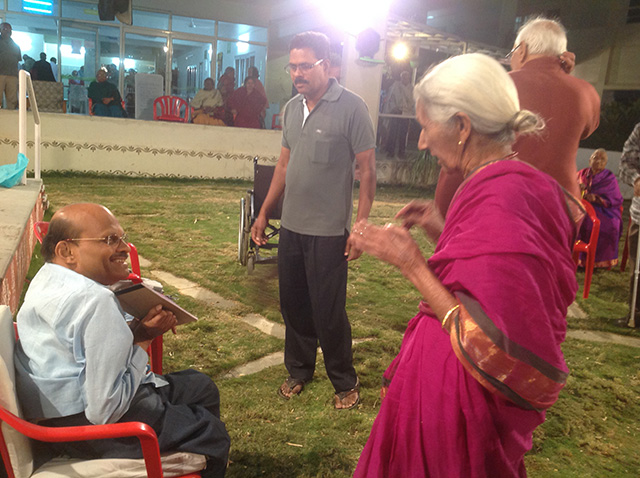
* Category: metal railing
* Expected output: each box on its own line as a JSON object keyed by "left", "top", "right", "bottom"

{"left": 18, "top": 70, "right": 41, "bottom": 185}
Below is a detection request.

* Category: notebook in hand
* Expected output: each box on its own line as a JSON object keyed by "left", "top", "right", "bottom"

{"left": 114, "top": 281, "right": 197, "bottom": 325}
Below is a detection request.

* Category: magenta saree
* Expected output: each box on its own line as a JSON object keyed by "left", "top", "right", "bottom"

{"left": 577, "top": 168, "right": 623, "bottom": 268}
{"left": 354, "top": 159, "right": 578, "bottom": 478}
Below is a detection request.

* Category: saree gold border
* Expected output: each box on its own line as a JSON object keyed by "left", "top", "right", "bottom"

{"left": 450, "top": 304, "right": 565, "bottom": 410}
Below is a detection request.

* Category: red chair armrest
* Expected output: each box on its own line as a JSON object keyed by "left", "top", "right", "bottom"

{"left": 0, "top": 406, "right": 163, "bottom": 477}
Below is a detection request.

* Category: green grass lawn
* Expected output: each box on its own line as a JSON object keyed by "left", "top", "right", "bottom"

{"left": 23, "top": 172, "right": 640, "bottom": 477}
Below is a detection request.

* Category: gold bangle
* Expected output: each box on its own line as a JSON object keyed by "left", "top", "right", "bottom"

{"left": 442, "top": 304, "right": 460, "bottom": 330}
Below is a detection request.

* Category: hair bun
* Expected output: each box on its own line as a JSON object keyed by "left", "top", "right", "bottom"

{"left": 510, "top": 110, "right": 545, "bottom": 135}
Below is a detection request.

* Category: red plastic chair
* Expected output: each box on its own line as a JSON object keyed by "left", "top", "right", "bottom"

{"left": 573, "top": 199, "right": 600, "bottom": 299}
{"left": 271, "top": 113, "right": 282, "bottom": 130}
{"left": 620, "top": 211, "right": 631, "bottom": 272}
{"left": 0, "top": 306, "right": 204, "bottom": 478}
{"left": 153, "top": 96, "right": 189, "bottom": 123}
{"left": 33, "top": 221, "right": 163, "bottom": 374}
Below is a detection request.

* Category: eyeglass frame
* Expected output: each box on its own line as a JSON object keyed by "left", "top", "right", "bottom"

{"left": 65, "top": 233, "right": 128, "bottom": 247}
{"left": 284, "top": 58, "right": 324, "bottom": 74}
{"left": 505, "top": 43, "right": 522, "bottom": 61}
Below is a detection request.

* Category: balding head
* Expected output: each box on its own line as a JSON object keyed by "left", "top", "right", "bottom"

{"left": 42, "top": 203, "right": 131, "bottom": 285}
{"left": 510, "top": 17, "right": 567, "bottom": 71}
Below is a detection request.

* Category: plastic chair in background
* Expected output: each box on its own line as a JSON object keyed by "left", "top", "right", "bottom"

{"left": 0, "top": 306, "right": 205, "bottom": 478}
{"left": 573, "top": 199, "right": 600, "bottom": 299}
{"left": 153, "top": 96, "right": 189, "bottom": 123}
{"left": 620, "top": 212, "right": 631, "bottom": 272}
{"left": 271, "top": 113, "right": 282, "bottom": 130}
{"left": 32, "top": 221, "right": 163, "bottom": 374}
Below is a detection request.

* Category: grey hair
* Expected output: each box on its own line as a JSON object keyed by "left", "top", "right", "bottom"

{"left": 515, "top": 16, "right": 567, "bottom": 57}
{"left": 414, "top": 53, "right": 543, "bottom": 144}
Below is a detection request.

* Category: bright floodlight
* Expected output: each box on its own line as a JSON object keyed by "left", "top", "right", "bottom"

{"left": 391, "top": 42, "right": 409, "bottom": 61}
{"left": 313, "top": 0, "right": 392, "bottom": 36}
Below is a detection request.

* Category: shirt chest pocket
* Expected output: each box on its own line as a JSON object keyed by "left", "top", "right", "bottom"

{"left": 311, "top": 132, "right": 349, "bottom": 164}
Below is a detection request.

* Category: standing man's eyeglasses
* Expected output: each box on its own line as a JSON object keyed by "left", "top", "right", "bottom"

{"left": 65, "top": 233, "right": 128, "bottom": 247}
{"left": 284, "top": 59, "right": 324, "bottom": 74}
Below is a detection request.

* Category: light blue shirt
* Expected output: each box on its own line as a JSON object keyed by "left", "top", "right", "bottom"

{"left": 14, "top": 263, "right": 167, "bottom": 425}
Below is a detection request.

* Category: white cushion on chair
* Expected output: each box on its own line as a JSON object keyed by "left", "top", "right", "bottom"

{"left": 0, "top": 305, "right": 35, "bottom": 478}
{"left": 32, "top": 451, "right": 207, "bottom": 477}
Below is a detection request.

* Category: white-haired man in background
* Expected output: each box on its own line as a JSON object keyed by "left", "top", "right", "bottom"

{"left": 434, "top": 16, "right": 601, "bottom": 216}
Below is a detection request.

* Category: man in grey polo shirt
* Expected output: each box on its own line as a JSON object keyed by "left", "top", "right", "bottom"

{"left": 251, "top": 31, "right": 376, "bottom": 410}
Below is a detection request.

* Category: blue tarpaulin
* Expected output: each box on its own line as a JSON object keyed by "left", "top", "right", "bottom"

{"left": 0, "top": 153, "right": 29, "bottom": 188}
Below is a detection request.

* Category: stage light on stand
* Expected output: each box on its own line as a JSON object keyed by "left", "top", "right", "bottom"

{"left": 391, "top": 42, "right": 409, "bottom": 61}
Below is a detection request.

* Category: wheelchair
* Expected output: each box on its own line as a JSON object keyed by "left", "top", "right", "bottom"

{"left": 238, "top": 157, "right": 283, "bottom": 273}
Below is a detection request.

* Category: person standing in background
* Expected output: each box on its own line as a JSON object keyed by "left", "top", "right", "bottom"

{"left": 0, "top": 23, "right": 21, "bottom": 109}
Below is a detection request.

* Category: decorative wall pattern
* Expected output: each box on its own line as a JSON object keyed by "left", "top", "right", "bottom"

{"left": 0, "top": 137, "right": 278, "bottom": 162}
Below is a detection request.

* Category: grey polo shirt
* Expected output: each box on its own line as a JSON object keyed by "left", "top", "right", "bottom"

{"left": 281, "top": 78, "right": 375, "bottom": 236}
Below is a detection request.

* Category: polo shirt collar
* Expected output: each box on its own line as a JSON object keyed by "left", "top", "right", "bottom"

{"left": 296, "top": 77, "right": 343, "bottom": 106}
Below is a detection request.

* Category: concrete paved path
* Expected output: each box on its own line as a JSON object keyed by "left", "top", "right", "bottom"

{"left": 138, "top": 255, "right": 640, "bottom": 379}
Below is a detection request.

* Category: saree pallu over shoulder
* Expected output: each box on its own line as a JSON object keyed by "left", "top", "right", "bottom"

{"left": 448, "top": 291, "right": 568, "bottom": 411}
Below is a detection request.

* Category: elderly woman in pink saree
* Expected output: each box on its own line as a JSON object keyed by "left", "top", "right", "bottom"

{"left": 349, "top": 54, "right": 580, "bottom": 478}
{"left": 577, "top": 148, "right": 624, "bottom": 268}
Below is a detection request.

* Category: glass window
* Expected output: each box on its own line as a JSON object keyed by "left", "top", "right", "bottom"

{"left": 217, "top": 40, "right": 266, "bottom": 90}
{"left": 6, "top": 13, "right": 58, "bottom": 71}
{"left": 124, "top": 33, "right": 168, "bottom": 119}
{"left": 217, "top": 21, "right": 267, "bottom": 43}
{"left": 132, "top": 10, "right": 169, "bottom": 30}
{"left": 9, "top": 0, "right": 59, "bottom": 15}
{"left": 60, "top": 21, "right": 105, "bottom": 114}
{"left": 171, "top": 15, "right": 216, "bottom": 36}
{"left": 171, "top": 38, "right": 212, "bottom": 102}
{"left": 61, "top": 0, "right": 103, "bottom": 23}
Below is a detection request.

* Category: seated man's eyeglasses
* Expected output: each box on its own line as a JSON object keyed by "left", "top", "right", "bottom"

{"left": 65, "top": 233, "right": 128, "bottom": 247}
{"left": 284, "top": 59, "right": 324, "bottom": 74}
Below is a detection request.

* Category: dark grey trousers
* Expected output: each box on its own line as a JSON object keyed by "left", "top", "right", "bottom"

{"left": 278, "top": 227, "right": 357, "bottom": 393}
{"left": 36, "top": 369, "right": 230, "bottom": 478}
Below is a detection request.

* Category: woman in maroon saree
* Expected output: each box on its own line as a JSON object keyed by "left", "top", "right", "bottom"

{"left": 577, "top": 148, "right": 624, "bottom": 268}
{"left": 230, "top": 77, "right": 266, "bottom": 129}
{"left": 348, "top": 54, "right": 580, "bottom": 478}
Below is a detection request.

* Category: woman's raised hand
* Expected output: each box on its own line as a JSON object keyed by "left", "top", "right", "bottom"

{"left": 395, "top": 200, "right": 444, "bottom": 242}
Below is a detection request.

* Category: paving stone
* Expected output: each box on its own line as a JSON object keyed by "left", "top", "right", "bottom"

{"left": 566, "top": 330, "right": 640, "bottom": 348}
{"left": 149, "top": 270, "right": 236, "bottom": 310}
{"left": 241, "top": 314, "right": 286, "bottom": 339}
{"left": 223, "top": 352, "right": 284, "bottom": 378}
{"left": 567, "top": 301, "right": 587, "bottom": 319}
{"left": 151, "top": 270, "right": 199, "bottom": 290}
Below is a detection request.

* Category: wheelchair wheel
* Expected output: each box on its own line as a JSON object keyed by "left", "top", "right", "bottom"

{"left": 247, "top": 253, "right": 256, "bottom": 274}
{"left": 238, "top": 197, "right": 249, "bottom": 265}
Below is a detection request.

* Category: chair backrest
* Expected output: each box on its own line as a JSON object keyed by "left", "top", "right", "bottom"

{"left": 581, "top": 199, "right": 600, "bottom": 244}
{"left": 31, "top": 81, "right": 64, "bottom": 113}
{"left": 0, "top": 306, "right": 35, "bottom": 478}
{"left": 253, "top": 157, "right": 283, "bottom": 220}
{"left": 153, "top": 96, "right": 189, "bottom": 122}
{"left": 33, "top": 221, "right": 48, "bottom": 244}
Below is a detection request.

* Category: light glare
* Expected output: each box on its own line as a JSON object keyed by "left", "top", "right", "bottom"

{"left": 313, "top": 0, "right": 392, "bottom": 36}
{"left": 391, "top": 42, "right": 409, "bottom": 61}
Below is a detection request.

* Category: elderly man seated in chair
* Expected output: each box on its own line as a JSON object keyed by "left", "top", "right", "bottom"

{"left": 14, "top": 203, "right": 230, "bottom": 478}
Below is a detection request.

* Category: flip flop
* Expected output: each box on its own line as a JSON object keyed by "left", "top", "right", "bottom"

{"left": 277, "top": 376, "right": 306, "bottom": 400}
{"left": 334, "top": 379, "right": 360, "bottom": 410}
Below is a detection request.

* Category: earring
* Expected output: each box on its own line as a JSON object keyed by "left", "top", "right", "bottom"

{"left": 458, "top": 140, "right": 462, "bottom": 146}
